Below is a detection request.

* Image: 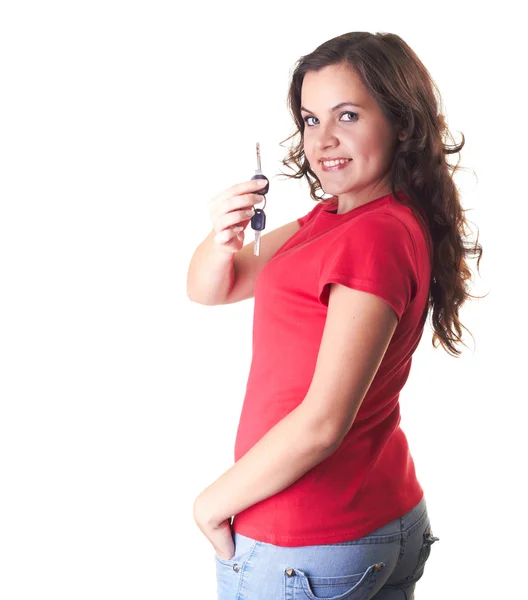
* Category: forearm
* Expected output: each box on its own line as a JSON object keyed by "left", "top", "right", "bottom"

{"left": 194, "top": 404, "right": 337, "bottom": 522}
{"left": 186, "top": 229, "right": 235, "bottom": 305}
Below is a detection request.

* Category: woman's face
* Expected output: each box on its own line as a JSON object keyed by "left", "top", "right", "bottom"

{"left": 301, "top": 63, "right": 406, "bottom": 207}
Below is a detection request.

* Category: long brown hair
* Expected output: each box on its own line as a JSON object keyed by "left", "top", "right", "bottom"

{"left": 278, "top": 32, "right": 484, "bottom": 357}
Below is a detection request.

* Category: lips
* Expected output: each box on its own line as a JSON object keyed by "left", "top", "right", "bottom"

{"left": 321, "top": 159, "right": 352, "bottom": 172}
{"left": 319, "top": 157, "right": 351, "bottom": 162}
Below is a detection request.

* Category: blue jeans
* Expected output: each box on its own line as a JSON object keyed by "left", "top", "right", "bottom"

{"left": 215, "top": 495, "right": 439, "bottom": 599}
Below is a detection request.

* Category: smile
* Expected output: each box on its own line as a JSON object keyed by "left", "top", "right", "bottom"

{"left": 321, "top": 159, "right": 352, "bottom": 172}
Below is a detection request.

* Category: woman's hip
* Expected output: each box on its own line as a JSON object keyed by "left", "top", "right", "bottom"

{"left": 215, "top": 495, "right": 439, "bottom": 599}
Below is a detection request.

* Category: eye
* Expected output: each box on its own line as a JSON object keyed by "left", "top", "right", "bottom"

{"left": 303, "top": 111, "right": 359, "bottom": 127}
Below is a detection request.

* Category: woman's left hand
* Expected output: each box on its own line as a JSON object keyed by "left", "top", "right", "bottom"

{"left": 193, "top": 495, "right": 235, "bottom": 561}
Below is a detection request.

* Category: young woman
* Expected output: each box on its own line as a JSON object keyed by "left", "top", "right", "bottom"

{"left": 188, "top": 31, "right": 482, "bottom": 599}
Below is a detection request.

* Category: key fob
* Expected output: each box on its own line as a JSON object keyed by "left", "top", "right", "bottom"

{"left": 250, "top": 174, "right": 269, "bottom": 196}
{"left": 251, "top": 208, "right": 266, "bottom": 231}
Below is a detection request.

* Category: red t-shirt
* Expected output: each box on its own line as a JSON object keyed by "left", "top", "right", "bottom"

{"left": 231, "top": 190, "right": 432, "bottom": 546}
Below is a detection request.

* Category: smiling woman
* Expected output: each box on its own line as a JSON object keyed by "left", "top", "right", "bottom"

{"left": 281, "top": 33, "right": 483, "bottom": 360}
{"left": 188, "top": 29, "right": 483, "bottom": 600}
{"left": 299, "top": 63, "right": 409, "bottom": 214}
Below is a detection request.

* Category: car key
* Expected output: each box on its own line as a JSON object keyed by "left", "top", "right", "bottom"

{"left": 251, "top": 207, "right": 266, "bottom": 256}
{"left": 250, "top": 142, "right": 268, "bottom": 256}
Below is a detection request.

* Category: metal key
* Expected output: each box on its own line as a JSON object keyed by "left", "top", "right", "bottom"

{"left": 250, "top": 142, "right": 268, "bottom": 256}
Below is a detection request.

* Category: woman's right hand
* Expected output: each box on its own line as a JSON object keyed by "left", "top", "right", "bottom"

{"left": 209, "top": 178, "right": 268, "bottom": 254}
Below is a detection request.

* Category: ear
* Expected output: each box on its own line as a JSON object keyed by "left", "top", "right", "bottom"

{"left": 398, "top": 130, "right": 408, "bottom": 142}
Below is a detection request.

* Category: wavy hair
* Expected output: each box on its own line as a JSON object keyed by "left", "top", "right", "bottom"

{"left": 278, "top": 32, "right": 484, "bottom": 357}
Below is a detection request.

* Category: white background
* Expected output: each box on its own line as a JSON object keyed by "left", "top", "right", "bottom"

{"left": 0, "top": 1, "right": 525, "bottom": 598}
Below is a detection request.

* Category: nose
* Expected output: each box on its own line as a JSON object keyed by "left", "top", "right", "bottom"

{"left": 313, "top": 122, "right": 340, "bottom": 152}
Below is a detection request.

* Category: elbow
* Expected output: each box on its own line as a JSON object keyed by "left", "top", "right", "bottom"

{"left": 318, "top": 425, "right": 343, "bottom": 453}
{"left": 186, "top": 287, "right": 216, "bottom": 306}
{"left": 186, "top": 288, "right": 201, "bottom": 304}
{"left": 299, "top": 407, "right": 343, "bottom": 453}
{"left": 319, "top": 416, "right": 353, "bottom": 451}
{"left": 187, "top": 294, "right": 215, "bottom": 306}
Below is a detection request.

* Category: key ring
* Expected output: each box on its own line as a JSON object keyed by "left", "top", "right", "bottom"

{"left": 253, "top": 195, "right": 266, "bottom": 212}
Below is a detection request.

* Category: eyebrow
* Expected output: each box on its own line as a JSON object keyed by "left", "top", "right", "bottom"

{"left": 300, "top": 101, "right": 364, "bottom": 114}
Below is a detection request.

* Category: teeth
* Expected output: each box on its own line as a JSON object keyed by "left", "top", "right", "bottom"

{"left": 322, "top": 159, "right": 351, "bottom": 167}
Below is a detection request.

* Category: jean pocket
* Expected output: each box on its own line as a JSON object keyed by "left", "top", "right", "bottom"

{"left": 403, "top": 523, "right": 440, "bottom": 584}
{"left": 283, "top": 561, "right": 385, "bottom": 600}
{"left": 214, "top": 539, "right": 258, "bottom": 571}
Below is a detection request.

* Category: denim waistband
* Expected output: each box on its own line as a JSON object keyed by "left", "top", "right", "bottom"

{"left": 365, "top": 494, "right": 428, "bottom": 540}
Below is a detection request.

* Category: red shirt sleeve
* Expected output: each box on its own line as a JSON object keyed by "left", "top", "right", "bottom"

{"left": 317, "top": 213, "right": 418, "bottom": 322}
